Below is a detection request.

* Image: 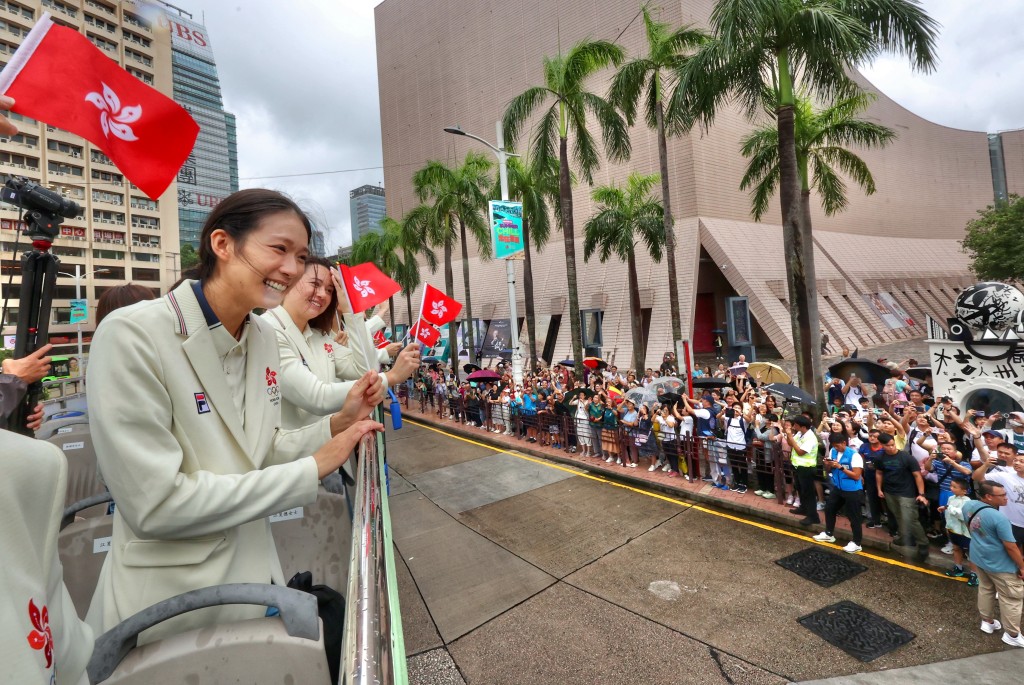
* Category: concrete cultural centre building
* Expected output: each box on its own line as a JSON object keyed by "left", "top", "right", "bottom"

{"left": 374, "top": 0, "right": 1024, "bottom": 366}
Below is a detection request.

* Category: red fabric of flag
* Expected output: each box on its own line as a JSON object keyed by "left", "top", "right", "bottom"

{"left": 415, "top": 320, "right": 440, "bottom": 347}
{"left": 419, "top": 283, "right": 463, "bottom": 326}
{"left": 372, "top": 329, "right": 390, "bottom": 349}
{"left": 338, "top": 262, "right": 400, "bottom": 313}
{"left": 0, "top": 15, "right": 199, "bottom": 199}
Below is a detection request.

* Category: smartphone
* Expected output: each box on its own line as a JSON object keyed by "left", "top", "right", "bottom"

{"left": 976, "top": 411, "right": 986, "bottom": 418}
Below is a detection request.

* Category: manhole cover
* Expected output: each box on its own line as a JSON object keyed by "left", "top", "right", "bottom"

{"left": 775, "top": 547, "right": 867, "bottom": 587}
{"left": 798, "top": 601, "right": 915, "bottom": 662}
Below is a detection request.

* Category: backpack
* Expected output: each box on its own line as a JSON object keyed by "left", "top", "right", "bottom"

{"left": 288, "top": 571, "right": 345, "bottom": 685}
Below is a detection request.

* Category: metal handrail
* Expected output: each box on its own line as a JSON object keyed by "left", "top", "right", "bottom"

{"left": 341, "top": 410, "right": 407, "bottom": 684}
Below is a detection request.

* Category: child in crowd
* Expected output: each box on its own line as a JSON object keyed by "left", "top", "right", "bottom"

{"left": 940, "top": 477, "right": 978, "bottom": 586}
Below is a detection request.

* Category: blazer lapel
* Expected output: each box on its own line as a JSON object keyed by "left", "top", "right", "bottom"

{"left": 245, "top": 317, "right": 277, "bottom": 462}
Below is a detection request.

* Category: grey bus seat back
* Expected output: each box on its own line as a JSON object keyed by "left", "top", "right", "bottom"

{"left": 36, "top": 416, "right": 90, "bottom": 440}
{"left": 58, "top": 514, "right": 113, "bottom": 619}
{"left": 47, "top": 430, "right": 106, "bottom": 513}
{"left": 88, "top": 584, "right": 328, "bottom": 685}
{"left": 272, "top": 488, "right": 351, "bottom": 594}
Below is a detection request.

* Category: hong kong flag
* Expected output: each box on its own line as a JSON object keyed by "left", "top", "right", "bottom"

{"left": 372, "top": 329, "right": 390, "bottom": 350}
{"left": 0, "top": 14, "right": 199, "bottom": 199}
{"left": 337, "top": 262, "right": 400, "bottom": 314}
{"left": 419, "top": 283, "right": 463, "bottom": 327}
{"left": 414, "top": 320, "right": 440, "bottom": 347}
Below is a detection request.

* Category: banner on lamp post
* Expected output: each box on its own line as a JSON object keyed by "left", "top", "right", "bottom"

{"left": 488, "top": 200, "right": 524, "bottom": 260}
{"left": 69, "top": 299, "right": 88, "bottom": 324}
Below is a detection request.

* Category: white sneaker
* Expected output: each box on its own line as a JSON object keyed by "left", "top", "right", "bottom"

{"left": 662, "top": 464, "right": 671, "bottom": 472}
{"left": 648, "top": 464, "right": 657, "bottom": 472}
{"left": 785, "top": 494, "right": 794, "bottom": 505}
{"left": 843, "top": 542, "right": 863, "bottom": 554}
{"left": 754, "top": 489, "right": 765, "bottom": 496}
{"left": 816, "top": 501, "right": 826, "bottom": 511}
{"left": 606, "top": 457, "right": 614, "bottom": 463}
{"left": 616, "top": 458, "right": 623, "bottom": 465}
{"left": 941, "top": 542, "right": 954, "bottom": 555}
{"left": 793, "top": 499, "right": 801, "bottom": 509}
{"left": 628, "top": 463, "right": 637, "bottom": 468}
{"left": 981, "top": 619, "right": 1002, "bottom": 634}
{"left": 813, "top": 532, "right": 836, "bottom": 543}
{"left": 1002, "top": 632, "right": 1024, "bottom": 648}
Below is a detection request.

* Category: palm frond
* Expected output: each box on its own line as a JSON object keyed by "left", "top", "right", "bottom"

{"left": 608, "top": 58, "right": 654, "bottom": 126}
{"left": 530, "top": 104, "right": 561, "bottom": 182}
{"left": 749, "top": 165, "right": 780, "bottom": 221}
{"left": 851, "top": 0, "right": 940, "bottom": 72}
{"left": 566, "top": 99, "right": 600, "bottom": 183}
{"left": 816, "top": 145, "right": 877, "bottom": 196}
{"left": 810, "top": 152, "right": 849, "bottom": 215}
{"left": 502, "top": 86, "right": 552, "bottom": 149}
{"left": 563, "top": 39, "right": 625, "bottom": 94}
{"left": 581, "top": 91, "right": 631, "bottom": 163}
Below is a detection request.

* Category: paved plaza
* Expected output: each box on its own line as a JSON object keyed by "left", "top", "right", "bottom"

{"left": 387, "top": 420, "right": 1021, "bottom": 684}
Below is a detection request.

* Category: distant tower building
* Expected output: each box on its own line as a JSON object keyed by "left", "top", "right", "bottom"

{"left": 310, "top": 228, "right": 327, "bottom": 258}
{"left": 151, "top": 1, "right": 239, "bottom": 249}
{"left": 349, "top": 185, "right": 386, "bottom": 241}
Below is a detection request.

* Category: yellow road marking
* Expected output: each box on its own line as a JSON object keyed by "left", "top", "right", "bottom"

{"left": 400, "top": 416, "right": 960, "bottom": 582}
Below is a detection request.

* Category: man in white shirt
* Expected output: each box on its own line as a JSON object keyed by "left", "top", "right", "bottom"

{"left": 842, "top": 374, "right": 866, "bottom": 407}
{"left": 974, "top": 449, "right": 1024, "bottom": 553}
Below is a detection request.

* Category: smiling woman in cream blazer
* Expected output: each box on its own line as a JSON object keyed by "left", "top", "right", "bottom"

{"left": 85, "top": 190, "right": 382, "bottom": 644}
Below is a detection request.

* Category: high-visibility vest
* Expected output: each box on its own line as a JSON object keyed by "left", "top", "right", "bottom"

{"left": 790, "top": 430, "right": 819, "bottom": 468}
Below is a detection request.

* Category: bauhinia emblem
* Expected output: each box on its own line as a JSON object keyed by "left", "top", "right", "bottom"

{"left": 85, "top": 82, "right": 141, "bottom": 141}
{"left": 353, "top": 276, "right": 375, "bottom": 298}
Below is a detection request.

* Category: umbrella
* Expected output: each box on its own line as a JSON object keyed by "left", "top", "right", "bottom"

{"left": 558, "top": 359, "right": 575, "bottom": 367}
{"left": 467, "top": 369, "right": 501, "bottom": 381}
{"left": 563, "top": 387, "right": 596, "bottom": 405}
{"left": 692, "top": 377, "right": 731, "bottom": 389}
{"left": 422, "top": 356, "right": 442, "bottom": 364}
{"left": 746, "top": 362, "right": 791, "bottom": 384}
{"left": 764, "top": 382, "right": 817, "bottom": 406}
{"left": 828, "top": 358, "right": 892, "bottom": 386}
{"left": 607, "top": 384, "right": 625, "bottom": 403}
{"left": 625, "top": 386, "right": 658, "bottom": 410}
{"left": 583, "top": 356, "right": 608, "bottom": 370}
{"left": 905, "top": 366, "right": 932, "bottom": 381}
{"left": 463, "top": 363, "right": 481, "bottom": 374}
{"left": 657, "top": 391, "right": 684, "bottom": 407}
{"left": 729, "top": 363, "right": 749, "bottom": 376}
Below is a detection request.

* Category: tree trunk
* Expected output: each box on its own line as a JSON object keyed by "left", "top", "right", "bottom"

{"left": 458, "top": 216, "right": 477, "bottom": 365}
{"left": 388, "top": 295, "right": 395, "bottom": 330}
{"left": 627, "top": 251, "right": 645, "bottom": 373}
{"left": 522, "top": 216, "right": 538, "bottom": 372}
{"left": 776, "top": 103, "right": 822, "bottom": 409}
{"left": 405, "top": 290, "right": 413, "bottom": 334}
{"left": 800, "top": 187, "right": 825, "bottom": 402}
{"left": 655, "top": 99, "right": 682, "bottom": 347}
{"left": 443, "top": 239, "right": 458, "bottom": 381}
{"left": 559, "top": 136, "right": 584, "bottom": 381}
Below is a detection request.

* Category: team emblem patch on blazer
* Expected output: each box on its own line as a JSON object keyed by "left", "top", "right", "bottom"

{"left": 324, "top": 342, "right": 334, "bottom": 356}
{"left": 194, "top": 392, "right": 210, "bottom": 414}
{"left": 266, "top": 366, "right": 281, "bottom": 404}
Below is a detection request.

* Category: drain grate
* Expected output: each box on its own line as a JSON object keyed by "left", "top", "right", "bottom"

{"left": 799, "top": 601, "right": 915, "bottom": 662}
{"left": 775, "top": 547, "right": 867, "bottom": 587}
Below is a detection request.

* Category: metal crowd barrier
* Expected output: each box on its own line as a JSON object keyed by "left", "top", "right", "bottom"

{"left": 341, "top": 407, "right": 407, "bottom": 685}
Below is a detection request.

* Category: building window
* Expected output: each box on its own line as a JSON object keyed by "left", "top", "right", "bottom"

{"left": 580, "top": 309, "right": 604, "bottom": 356}
{"left": 47, "top": 160, "right": 82, "bottom": 176}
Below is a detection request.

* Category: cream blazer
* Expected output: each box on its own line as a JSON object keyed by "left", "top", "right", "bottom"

{"left": 1, "top": 430, "right": 93, "bottom": 685}
{"left": 85, "top": 280, "right": 329, "bottom": 643}
{"left": 260, "top": 306, "right": 381, "bottom": 431}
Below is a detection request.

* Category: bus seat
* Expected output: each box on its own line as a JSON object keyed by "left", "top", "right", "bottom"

{"left": 47, "top": 430, "right": 107, "bottom": 515}
{"left": 35, "top": 414, "right": 90, "bottom": 440}
{"left": 58, "top": 512, "right": 113, "bottom": 619}
{"left": 87, "top": 584, "right": 329, "bottom": 685}
{"left": 271, "top": 488, "right": 351, "bottom": 595}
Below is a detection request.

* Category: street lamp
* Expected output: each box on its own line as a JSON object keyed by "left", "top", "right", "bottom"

{"left": 443, "top": 122, "right": 524, "bottom": 387}
{"left": 57, "top": 264, "right": 109, "bottom": 370}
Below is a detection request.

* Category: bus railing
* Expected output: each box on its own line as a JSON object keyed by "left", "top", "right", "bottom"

{"left": 341, "top": 408, "right": 407, "bottom": 684}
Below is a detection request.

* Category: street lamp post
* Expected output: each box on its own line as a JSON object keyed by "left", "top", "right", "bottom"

{"left": 57, "top": 264, "right": 109, "bottom": 369}
{"left": 443, "top": 121, "right": 523, "bottom": 387}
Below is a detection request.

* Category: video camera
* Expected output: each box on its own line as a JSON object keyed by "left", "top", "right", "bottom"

{"left": 1, "top": 176, "right": 81, "bottom": 242}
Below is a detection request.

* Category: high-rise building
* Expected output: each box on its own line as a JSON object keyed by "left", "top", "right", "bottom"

{"left": 349, "top": 184, "right": 386, "bottom": 242}
{"left": 149, "top": 1, "right": 238, "bottom": 249}
{"left": 310, "top": 228, "right": 327, "bottom": 258}
{"left": 1, "top": 0, "right": 180, "bottom": 357}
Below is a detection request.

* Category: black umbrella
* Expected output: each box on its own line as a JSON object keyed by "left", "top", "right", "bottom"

{"left": 463, "top": 363, "right": 481, "bottom": 374}
{"left": 563, "top": 387, "right": 596, "bottom": 405}
{"left": 828, "top": 358, "right": 892, "bottom": 386}
{"left": 765, "top": 382, "right": 817, "bottom": 406}
{"left": 905, "top": 366, "right": 932, "bottom": 381}
{"left": 558, "top": 359, "right": 575, "bottom": 367}
{"left": 657, "top": 391, "right": 684, "bottom": 407}
{"left": 692, "top": 377, "right": 731, "bottom": 389}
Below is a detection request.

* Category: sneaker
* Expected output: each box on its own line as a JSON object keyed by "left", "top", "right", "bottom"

{"left": 1001, "top": 632, "right": 1024, "bottom": 648}
{"left": 761, "top": 492, "right": 777, "bottom": 500}
{"left": 716, "top": 483, "right": 731, "bottom": 490}
{"left": 789, "top": 508, "right": 803, "bottom": 516}
{"left": 736, "top": 485, "right": 748, "bottom": 494}
{"left": 605, "top": 457, "right": 614, "bottom": 463}
{"left": 866, "top": 522, "right": 882, "bottom": 529}
{"left": 754, "top": 489, "right": 765, "bottom": 496}
{"left": 662, "top": 464, "right": 671, "bottom": 472}
{"left": 616, "top": 458, "right": 623, "bottom": 465}
{"left": 684, "top": 475, "right": 692, "bottom": 482}
{"left": 980, "top": 619, "right": 1002, "bottom": 634}
{"left": 843, "top": 542, "right": 863, "bottom": 554}
{"left": 701, "top": 475, "right": 714, "bottom": 482}
{"left": 628, "top": 463, "right": 637, "bottom": 468}
{"left": 816, "top": 501, "right": 826, "bottom": 511}
{"left": 945, "top": 567, "right": 966, "bottom": 578}
{"left": 729, "top": 483, "right": 742, "bottom": 492}
{"left": 569, "top": 447, "right": 577, "bottom": 453}
{"left": 967, "top": 573, "right": 979, "bottom": 587}
{"left": 798, "top": 517, "right": 819, "bottom": 527}
{"left": 648, "top": 464, "right": 658, "bottom": 472}
{"left": 813, "top": 532, "right": 837, "bottom": 543}
{"left": 927, "top": 530, "right": 943, "bottom": 540}
{"left": 941, "top": 542, "right": 954, "bottom": 555}
{"left": 793, "top": 499, "right": 801, "bottom": 509}
{"left": 784, "top": 494, "right": 794, "bottom": 505}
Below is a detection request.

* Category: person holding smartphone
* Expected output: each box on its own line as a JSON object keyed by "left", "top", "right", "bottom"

{"left": 813, "top": 433, "right": 866, "bottom": 553}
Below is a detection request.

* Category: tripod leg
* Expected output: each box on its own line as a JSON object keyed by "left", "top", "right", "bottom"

{"left": 7, "top": 249, "right": 58, "bottom": 435}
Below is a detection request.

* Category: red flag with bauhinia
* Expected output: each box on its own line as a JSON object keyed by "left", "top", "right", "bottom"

{"left": 414, "top": 320, "right": 440, "bottom": 347}
{"left": 337, "top": 262, "right": 400, "bottom": 314}
{"left": 0, "top": 13, "right": 199, "bottom": 199}
{"left": 419, "top": 283, "right": 463, "bottom": 326}
{"left": 372, "top": 329, "right": 390, "bottom": 349}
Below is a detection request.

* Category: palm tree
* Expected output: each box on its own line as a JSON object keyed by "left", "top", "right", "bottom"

{"left": 412, "top": 152, "right": 493, "bottom": 368}
{"left": 350, "top": 218, "right": 403, "bottom": 328}
{"left": 395, "top": 211, "right": 437, "bottom": 333}
{"left": 672, "top": 0, "right": 938, "bottom": 406}
{"left": 740, "top": 94, "right": 896, "bottom": 222}
{"left": 503, "top": 39, "right": 631, "bottom": 378}
{"left": 609, "top": 7, "right": 707, "bottom": 351}
{"left": 583, "top": 172, "right": 665, "bottom": 374}
{"left": 499, "top": 155, "right": 558, "bottom": 372}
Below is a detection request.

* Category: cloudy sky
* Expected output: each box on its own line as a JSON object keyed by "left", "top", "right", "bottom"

{"left": 166, "top": 0, "right": 1023, "bottom": 253}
